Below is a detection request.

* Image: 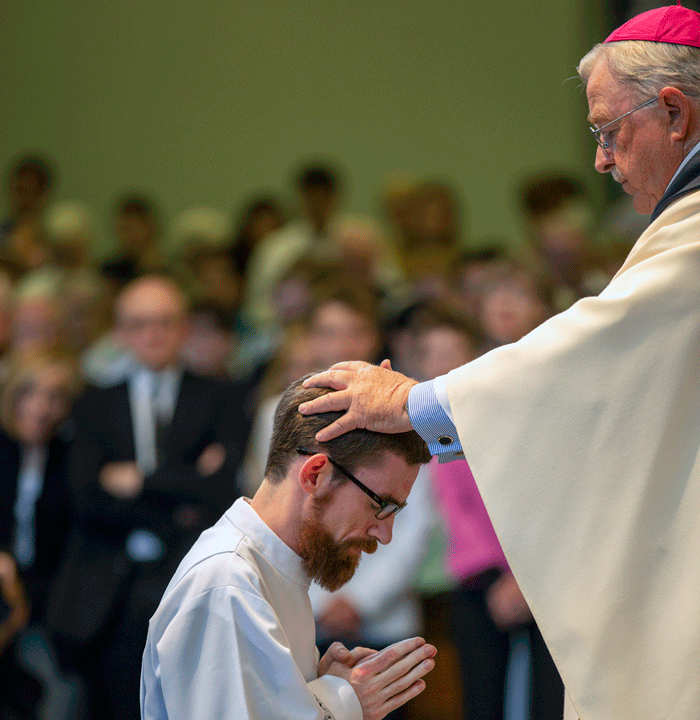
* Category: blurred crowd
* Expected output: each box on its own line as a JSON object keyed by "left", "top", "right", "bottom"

{"left": 0, "top": 153, "right": 635, "bottom": 720}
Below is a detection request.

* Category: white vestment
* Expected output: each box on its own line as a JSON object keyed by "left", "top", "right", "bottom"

{"left": 444, "top": 190, "right": 700, "bottom": 720}
{"left": 141, "top": 498, "right": 362, "bottom": 720}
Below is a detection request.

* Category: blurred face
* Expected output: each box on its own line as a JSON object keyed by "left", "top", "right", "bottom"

{"left": 587, "top": 59, "right": 680, "bottom": 214}
{"left": 115, "top": 213, "right": 156, "bottom": 253}
{"left": 416, "top": 326, "right": 474, "bottom": 380}
{"left": 117, "top": 279, "right": 189, "bottom": 371}
{"left": 248, "top": 209, "right": 281, "bottom": 243}
{"left": 480, "top": 275, "right": 548, "bottom": 345}
{"left": 11, "top": 170, "right": 45, "bottom": 216}
{"left": 301, "top": 188, "right": 337, "bottom": 231}
{"left": 273, "top": 276, "right": 313, "bottom": 324}
{"left": 191, "top": 254, "right": 240, "bottom": 310}
{"left": 311, "top": 301, "right": 379, "bottom": 368}
{"left": 181, "top": 314, "right": 231, "bottom": 376}
{"left": 15, "top": 362, "right": 73, "bottom": 445}
{"left": 280, "top": 334, "right": 318, "bottom": 388}
{"left": 532, "top": 199, "right": 594, "bottom": 255}
{"left": 12, "top": 298, "right": 63, "bottom": 353}
{"left": 420, "top": 196, "right": 454, "bottom": 244}
{"left": 298, "top": 452, "right": 419, "bottom": 591}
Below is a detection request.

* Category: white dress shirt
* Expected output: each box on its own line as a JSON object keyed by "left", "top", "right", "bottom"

{"left": 141, "top": 498, "right": 362, "bottom": 720}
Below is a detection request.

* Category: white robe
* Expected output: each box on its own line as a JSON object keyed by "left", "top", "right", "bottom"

{"left": 444, "top": 190, "right": 700, "bottom": 720}
{"left": 141, "top": 498, "right": 362, "bottom": 720}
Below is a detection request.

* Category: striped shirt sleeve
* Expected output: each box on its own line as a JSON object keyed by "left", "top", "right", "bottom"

{"left": 407, "top": 379, "right": 464, "bottom": 463}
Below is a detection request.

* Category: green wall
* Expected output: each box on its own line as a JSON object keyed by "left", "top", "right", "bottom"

{"left": 0, "top": 0, "right": 603, "bottom": 254}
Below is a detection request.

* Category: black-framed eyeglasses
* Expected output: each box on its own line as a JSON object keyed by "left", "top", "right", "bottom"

{"left": 589, "top": 96, "right": 657, "bottom": 151}
{"left": 297, "top": 448, "right": 406, "bottom": 519}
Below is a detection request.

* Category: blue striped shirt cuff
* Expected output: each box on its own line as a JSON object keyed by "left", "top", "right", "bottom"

{"left": 408, "top": 380, "right": 464, "bottom": 463}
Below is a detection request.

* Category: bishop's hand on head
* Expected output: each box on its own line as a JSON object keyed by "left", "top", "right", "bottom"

{"left": 299, "top": 360, "right": 417, "bottom": 442}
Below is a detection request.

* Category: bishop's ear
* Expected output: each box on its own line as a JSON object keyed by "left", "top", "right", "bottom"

{"left": 659, "top": 86, "right": 691, "bottom": 142}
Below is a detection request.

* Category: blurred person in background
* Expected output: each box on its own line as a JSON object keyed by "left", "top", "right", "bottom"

{"left": 10, "top": 271, "right": 65, "bottom": 358}
{"left": 47, "top": 273, "right": 251, "bottom": 720}
{"left": 388, "top": 181, "right": 463, "bottom": 302}
{"left": 519, "top": 173, "right": 611, "bottom": 311}
{"left": 181, "top": 245, "right": 241, "bottom": 316}
{"left": 382, "top": 300, "right": 428, "bottom": 381}
{"left": 227, "top": 195, "right": 285, "bottom": 279}
{"left": 411, "top": 303, "right": 563, "bottom": 720}
{"left": 44, "top": 202, "right": 95, "bottom": 272}
{"left": 0, "top": 349, "right": 83, "bottom": 720}
{"left": 477, "top": 260, "right": 553, "bottom": 348}
{"left": 309, "top": 283, "right": 382, "bottom": 372}
{"left": 180, "top": 300, "right": 236, "bottom": 379}
{"left": 100, "top": 194, "right": 163, "bottom": 292}
{"left": 232, "top": 257, "right": 338, "bottom": 382}
{"left": 243, "top": 163, "right": 400, "bottom": 331}
{"left": 450, "top": 243, "right": 510, "bottom": 319}
{"left": 0, "top": 269, "right": 15, "bottom": 364}
{"left": 0, "top": 155, "right": 54, "bottom": 274}
{"left": 42, "top": 203, "right": 113, "bottom": 360}
{"left": 62, "top": 271, "right": 112, "bottom": 359}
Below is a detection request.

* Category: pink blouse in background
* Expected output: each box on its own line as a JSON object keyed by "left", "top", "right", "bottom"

{"left": 431, "top": 456, "right": 510, "bottom": 582}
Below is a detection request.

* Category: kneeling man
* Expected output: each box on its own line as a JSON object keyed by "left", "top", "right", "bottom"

{"left": 141, "top": 377, "right": 436, "bottom": 720}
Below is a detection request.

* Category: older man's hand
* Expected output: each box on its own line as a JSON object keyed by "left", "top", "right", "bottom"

{"left": 299, "top": 360, "right": 417, "bottom": 442}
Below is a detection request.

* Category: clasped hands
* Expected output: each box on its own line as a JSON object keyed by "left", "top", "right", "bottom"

{"left": 98, "top": 443, "right": 228, "bottom": 499}
{"left": 319, "top": 637, "right": 436, "bottom": 720}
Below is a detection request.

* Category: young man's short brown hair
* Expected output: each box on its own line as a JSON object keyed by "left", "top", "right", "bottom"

{"left": 265, "top": 376, "right": 431, "bottom": 484}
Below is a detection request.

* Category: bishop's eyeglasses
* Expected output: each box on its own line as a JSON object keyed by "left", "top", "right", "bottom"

{"left": 589, "top": 96, "right": 657, "bottom": 151}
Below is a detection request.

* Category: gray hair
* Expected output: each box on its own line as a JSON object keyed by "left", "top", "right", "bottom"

{"left": 578, "top": 41, "right": 700, "bottom": 102}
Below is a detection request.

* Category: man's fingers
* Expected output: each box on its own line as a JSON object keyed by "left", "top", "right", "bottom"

{"left": 314, "top": 414, "right": 359, "bottom": 442}
{"left": 354, "top": 637, "right": 426, "bottom": 671}
{"left": 301, "top": 368, "right": 354, "bottom": 392}
{"left": 380, "top": 678, "right": 428, "bottom": 716}
{"left": 318, "top": 642, "right": 349, "bottom": 676}
{"left": 298, "top": 386, "right": 353, "bottom": 416}
{"left": 345, "top": 646, "right": 377, "bottom": 667}
{"left": 379, "top": 650, "right": 436, "bottom": 693}
{"left": 327, "top": 642, "right": 350, "bottom": 660}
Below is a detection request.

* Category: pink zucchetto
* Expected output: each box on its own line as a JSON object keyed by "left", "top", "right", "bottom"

{"left": 605, "top": 2, "right": 700, "bottom": 48}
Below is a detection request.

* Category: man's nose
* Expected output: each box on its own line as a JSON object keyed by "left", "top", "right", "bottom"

{"left": 594, "top": 144, "right": 615, "bottom": 174}
{"left": 368, "top": 515, "right": 395, "bottom": 545}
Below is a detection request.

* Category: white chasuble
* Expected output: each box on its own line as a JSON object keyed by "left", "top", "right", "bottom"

{"left": 445, "top": 191, "right": 700, "bottom": 720}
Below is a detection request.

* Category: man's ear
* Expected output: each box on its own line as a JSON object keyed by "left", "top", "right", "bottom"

{"left": 659, "top": 86, "right": 691, "bottom": 143}
{"left": 298, "top": 453, "right": 332, "bottom": 497}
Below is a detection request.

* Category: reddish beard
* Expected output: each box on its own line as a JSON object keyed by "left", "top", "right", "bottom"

{"left": 298, "top": 512, "right": 378, "bottom": 592}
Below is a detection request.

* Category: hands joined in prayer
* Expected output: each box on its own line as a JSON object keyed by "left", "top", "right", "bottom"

{"left": 319, "top": 637, "right": 437, "bottom": 720}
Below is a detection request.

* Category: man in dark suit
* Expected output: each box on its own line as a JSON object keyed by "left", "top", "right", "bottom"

{"left": 48, "top": 273, "right": 250, "bottom": 720}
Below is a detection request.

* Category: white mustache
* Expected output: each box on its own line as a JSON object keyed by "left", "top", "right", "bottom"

{"left": 611, "top": 169, "right": 625, "bottom": 184}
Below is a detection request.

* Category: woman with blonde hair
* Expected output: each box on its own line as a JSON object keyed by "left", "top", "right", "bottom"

{"left": 0, "top": 348, "right": 82, "bottom": 720}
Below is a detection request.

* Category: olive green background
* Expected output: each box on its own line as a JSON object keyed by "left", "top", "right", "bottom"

{"left": 0, "top": 1, "right": 604, "bottom": 254}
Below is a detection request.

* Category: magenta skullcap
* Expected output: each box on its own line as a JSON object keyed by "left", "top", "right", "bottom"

{"left": 605, "top": 2, "right": 700, "bottom": 47}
